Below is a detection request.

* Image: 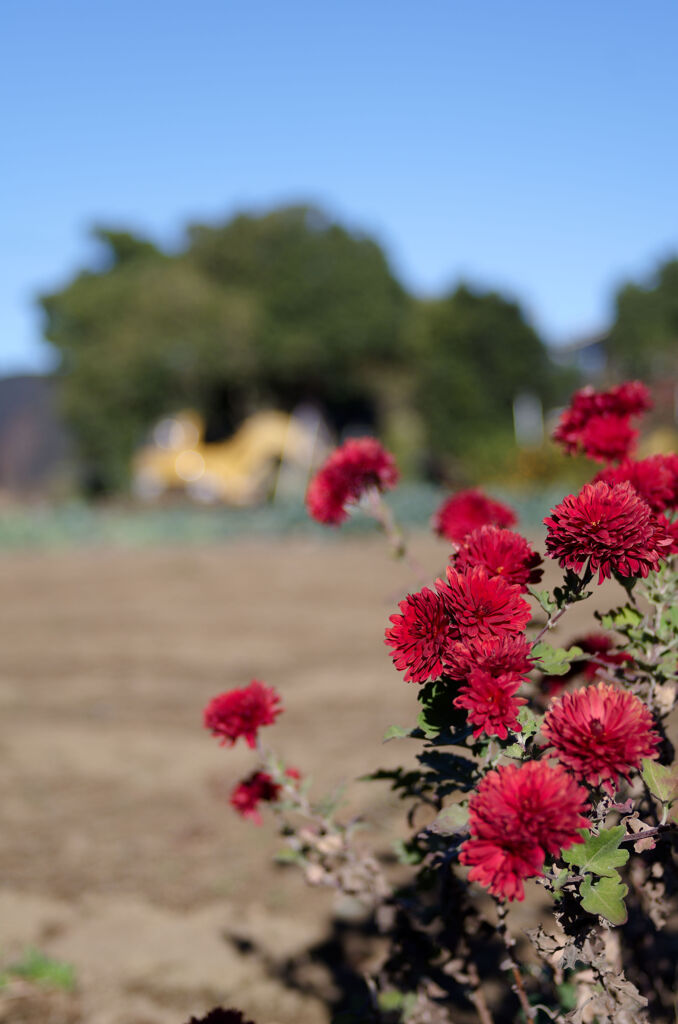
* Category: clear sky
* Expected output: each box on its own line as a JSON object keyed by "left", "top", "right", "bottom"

{"left": 3, "top": 0, "right": 678, "bottom": 374}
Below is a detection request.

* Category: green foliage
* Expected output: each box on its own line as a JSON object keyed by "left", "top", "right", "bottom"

{"left": 383, "top": 724, "right": 413, "bottom": 742}
{"left": 641, "top": 758, "right": 678, "bottom": 805}
{"left": 607, "top": 259, "right": 678, "bottom": 378}
{"left": 580, "top": 873, "right": 629, "bottom": 926}
{"left": 40, "top": 206, "right": 564, "bottom": 493}
{"left": 531, "top": 642, "right": 584, "bottom": 676}
{"left": 0, "top": 948, "right": 76, "bottom": 991}
{"left": 562, "top": 827, "right": 629, "bottom": 877}
{"left": 410, "top": 285, "right": 562, "bottom": 475}
{"left": 427, "top": 802, "right": 469, "bottom": 836}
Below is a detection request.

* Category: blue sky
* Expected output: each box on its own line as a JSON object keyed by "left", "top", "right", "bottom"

{"left": 3, "top": 0, "right": 678, "bottom": 373}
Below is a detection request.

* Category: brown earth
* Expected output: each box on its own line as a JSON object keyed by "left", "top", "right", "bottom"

{"left": 0, "top": 532, "right": 619, "bottom": 1024}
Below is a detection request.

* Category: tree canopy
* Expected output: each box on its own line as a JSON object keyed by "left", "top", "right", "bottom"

{"left": 607, "top": 259, "right": 678, "bottom": 378}
{"left": 39, "top": 205, "right": 564, "bottom": 492}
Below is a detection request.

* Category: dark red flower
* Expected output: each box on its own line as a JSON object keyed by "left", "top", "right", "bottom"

{"left": 432, "top": 489, "right": 516, "bottom": 544}
{"left": 444, "top": 634, "right": 534, "bottom": 681}
{"left": 459, "top": 761, "right": 589, "bottom": 901}
{"left": 436, "top": 566, "right": 531, "bottom": 641}
{"left": 542, "top": 681, "right": 660, "bottom": 795}
{"left": 230, "top": 771, "right": 281, "bottom": 824}
{"left": 579, "top": 414, "right": 637, "bottom": 463}
{"left": 453, "top": 526, "right": 543, "bottom": 591}
{"left": 306, "top": 437, "right": 399, "bottom": 525}
{"left": 204, "top": 680, "right": 282, "bottom": 749}
{"left": 553, "top": 381, "right": 651, "bottom": 463}
{"left": 594, "top": 455, "right": 677, "bottom": 513}
{"left": 454, "top": 667, "right": 527, "bottom": 739}
{"left": 385, "top": 587, "right": 453, "bottom": 683}
{"left": 544, "top": 480, "right": 671, "bottom": 583}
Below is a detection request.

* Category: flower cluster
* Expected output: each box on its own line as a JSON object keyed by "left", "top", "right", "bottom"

{"left": 453, "top": 525, "right": 543, "bottom": 591}
{"left": 204, "top": 680, "right": 282, "bottom": 748}
{"left": 432, "top": 489, "right": 516, "bottom": 544}
{"left": 544, "top": 480, "right": 671, "bottom": 583}
{"left": 542, "top": 682, "right": 659, "bottom": 795}
{"left": 459, "top": 762, "right": 589, "bottom": 901}
{"left": 553, "top": 381, "right": 652, "bottom": 462}
{"left": 306, "top": 437, "right": 399, "bottom": 525}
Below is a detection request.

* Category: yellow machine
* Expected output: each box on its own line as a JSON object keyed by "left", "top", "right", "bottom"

{"left": 132, "top": 408, "right": 327, "bottom": 505}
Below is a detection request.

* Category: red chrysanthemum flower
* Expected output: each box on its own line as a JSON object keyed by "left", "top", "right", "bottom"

{"left": 454, "top": 667, "right": 527, "bottom": 739}
{"left": 553, "top": 381, "right": 651, "bottom": 463}
{"left": 459, "top": 761, "right": 589, "bottom": 901}
{"left": 579, "top": 413, "right": 638, "bottom": 463}
{"left": 203, "top": 680, "right": 282, "bottom": 748}
{"left": 542, "top": 681, "right": 660, "bottom": 795}
{"left": 436, "top": 566, "right": 531, "bottom": 641}
{"left": 594, "top": 455, "right": 677, "bottom": 513}
{"left": 444, "top": 634, "right": 534, "bottom": 681}
{"left": 432, "top": 489, "right": 516, "bottom": 544}
{"left": 230, "top": 771, "right": 281, "bottom": 824}
{"left": 544, "top": 480, "right": 671, "bottom": 583}
{"left": 453, "top": 526, "right": 543, "bottom": 591}
{"left": 306, "top": 437, "right": 399, "bottom": 525}
{"left": 385, "top": 587, "right": 453, "bottom": 683}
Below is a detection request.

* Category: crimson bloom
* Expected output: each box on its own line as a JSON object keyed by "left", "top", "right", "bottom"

{"left": 432, "top": 489, "right": 516, "bottom": 544}
{"left": 204, "top": 680, "right": 282, "bottom": 748}
{"left": 594, "top": 455, "right": 678, "bottom": 513}
{"left": 444, "top": 634, "right": 534, "bottom": 681}
{"left": 436, "top": 566, "right": 531, "bottom": 641}
{"left": 542, "top": 681, "right": 660, "bottom": 795}
{"left": 306, "top": 437, "right": 399, "bottom": 525}
{"left": 454, "top": 667, "right": 527, "bottom": 739}
{"left": 453, "top": 526, "right": 543, "bottom": 591}
{"left": 459, "top": 761, "right": 589, "bottom": 901}
{"left": 544, "top": 480, "right": 671, "bottom": 583}
{"left": 553, "top": 381, "right": 651, "bottom": 463}
{"left": 385, "top": 587, "right": 453, "bottom": 683}
{"left": 230, "top": 771, "right": 281, "bottom": 824}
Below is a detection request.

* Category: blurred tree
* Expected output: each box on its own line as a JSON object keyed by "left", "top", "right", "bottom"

{"left": 411, "top": 285, "right": 560, "bottom": 478}
{"left": 40, "top": 210, "right": 408, "bottom": 491}
{"left": 40, "top": 207, "right": 566, "bottom": 494}
{"left": 607, "top": 259, "right": 678, "bottom": 378}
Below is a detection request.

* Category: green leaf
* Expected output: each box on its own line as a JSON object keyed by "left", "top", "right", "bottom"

{"left": 580, "top": 873, "right": 628, "bottom": 925}
{"left": 532, "top": 642, "right": 583, "bottom": 676}
{"left": 392, "top": 838, "right": 424, "bottom": 865}
{"left": 641, "top": 758, "right": 678, "bottom": 804}
{"left": 517, "top": 706, "right": 541, "bottom": 739}
{"left": 428, "top": 803, "right": 469, "bottom": 836}
{"left": 530, "top": 588, "right": 557, "bottom": 615}
{"left": 599, "top": 606, "right": 643, "bottom": 631}
{"left": 562, "top": 826, "right": 629, "bottom": 877}
{"left": 274, "top": 847, "right": 304, "bottom": 865}
{"left": 383, "top": 724, "right": 412, "bottom": 742}
{"left": 660, "top": 606, "right": 678, "bottom": 632}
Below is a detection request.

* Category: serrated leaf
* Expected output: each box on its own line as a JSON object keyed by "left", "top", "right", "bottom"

{"left": 562, "top": 826, "right": 629, "bottom": 877}
{"left": 599, "top": 606, "right": 643, "bottom": 630}
{"left": 532, "top": 641, "right": 584, "bottom": 676}
{"left": 517, "top": 706, "right": 541, "bottom": 739}
{"left": 580, "top": 873, "right": 628, "bottom": 925}
{"left": 641, "top": 758, "right": 678, "bottom": 803}
{"left": 530, "top": 588, "right": 557, "bottom": 614}
{"left": 428, "top": 802, "right": 469, "bottom": 836}
{"left": 383, "top": 724, "right": 412, "bottom": 742}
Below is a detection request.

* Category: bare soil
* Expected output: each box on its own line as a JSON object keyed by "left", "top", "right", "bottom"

{"left": 0, "top": 532, "right": 616, "bottom": 1024}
